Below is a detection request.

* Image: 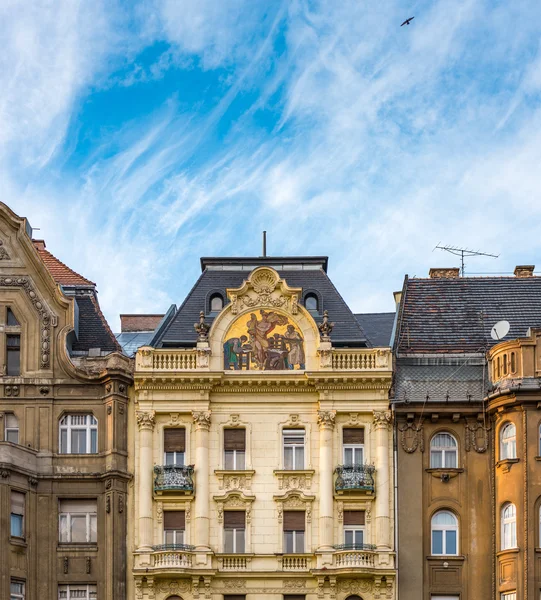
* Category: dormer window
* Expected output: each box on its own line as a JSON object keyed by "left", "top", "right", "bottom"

{"left": 210, "top": 293, "right": 224, "bottom": 312}
{"left": 304, "top": 293, "right": 318, "bottom": 312}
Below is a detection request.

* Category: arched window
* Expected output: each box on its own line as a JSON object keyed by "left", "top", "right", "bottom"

{"left": 431, "top": 511, "right": 458, "bottom": 555}
{"left": 430, "top": 433, "right": 458, "bottom": 468}
{"left": 59, "top": 414, "right": 98, "bottom": 454}
{"left": 501, "top": 503, "right": 517, "bottom": 549}
{"left": 500, "top": 423, "right": 517, "bottom": 460}
{"left": 209, "top": 293, "right": 224, "bottom": 312}
{"left": 304, "top": 293, "right": 318, "bottom": 311}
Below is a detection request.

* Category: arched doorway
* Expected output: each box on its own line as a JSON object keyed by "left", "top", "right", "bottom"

{"left": 345, "top": 596, "right": 363, "bottom": 600}
{"left": 165, "top": 596, "right": 183, "bottom": 600}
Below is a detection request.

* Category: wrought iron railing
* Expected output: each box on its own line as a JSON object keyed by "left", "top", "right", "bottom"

{"left": 333, "top": 543, "right": 377, "bottom": 551}
{"left": 334, "top": 464, "right": 375, "bottom": 492}
{"left": 152, "top": 543, "right": 195, "bottom": 552}
{"left": 154, "top": 465, "right": 194, "bottom": 492}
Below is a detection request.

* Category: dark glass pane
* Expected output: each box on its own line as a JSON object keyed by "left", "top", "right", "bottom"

{"left": 11, "top": 514, "right": 23, "bottom": 537}
{"left": 305, "top": 295, "right": 318, "bottom": 311}
{"left": 446, "top": 530, "right": 457, "bottom": 554}
{"left": 6, "top": 308, "right": 19, "bottom": 326}
{"left": 6, "top": 347, "right": 20, "bottom": 376}
{"left": 432, "top": 530, "right": 443, "bottom": 554}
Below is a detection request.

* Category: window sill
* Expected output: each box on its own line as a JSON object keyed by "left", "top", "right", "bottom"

{"left": 57, "top": 544, "right": 98, "bottom": 552}
{"left": 496, "top": 458, "right": 519, "bottom": 473}
{"left": 496, "top": 548, "right": 519, "bottom": 558}
{"left": 426, "top": 555, "right": 465, "bottom": 562}
{"left": 425, "top": 468, "right": 464, "bottom": 481}
{"left": 534, "top": 456, "right": 541, "bottom": 461}
{"left": 9, "top": 537, "right": 27, "bottom": 548}
{"left": 274, "top": 469, "right": 315, "bottom": 475}
{"left": 214, "top": 469, "right": 255, "bottom": 476}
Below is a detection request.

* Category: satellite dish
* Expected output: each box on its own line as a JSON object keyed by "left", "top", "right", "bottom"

{"left": 491, "top": 320, "right": 510, "bottom": 341}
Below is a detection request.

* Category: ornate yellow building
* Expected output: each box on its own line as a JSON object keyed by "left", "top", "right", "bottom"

{"left": 128, "top": 257, "right": 395, "bottom": 600}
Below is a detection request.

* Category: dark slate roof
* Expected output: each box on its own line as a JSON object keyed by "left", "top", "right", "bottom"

{"left": 355, "top": 312, "right": 395, "bottom": 347}
{"left": 115, "top": 305, "right": 177, "bottom": 356}
{"left": 395, "top": 275, "right": 541, "bottom": 354}
{"left": 71, "top": 293, "right": 121, "bottom": 353}
{"left": 154, "top": 257, "right": 369, "bottom": 347}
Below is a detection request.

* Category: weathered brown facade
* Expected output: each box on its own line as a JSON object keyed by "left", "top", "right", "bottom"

{"left": 0, "top": 204, "right": 132, "bottom": 600}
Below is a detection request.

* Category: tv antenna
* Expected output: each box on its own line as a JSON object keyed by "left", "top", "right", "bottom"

{"left": 434, "top": 244, "right": 499, "bottom": 276}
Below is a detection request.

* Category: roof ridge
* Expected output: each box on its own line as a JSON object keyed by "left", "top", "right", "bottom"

{"left": 34, "top": 243, "right": 95, "bottom": 287}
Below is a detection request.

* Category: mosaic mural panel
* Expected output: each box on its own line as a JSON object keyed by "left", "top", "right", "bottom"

{"left": 223, "top": 309, "right": 305, "bottom": 370}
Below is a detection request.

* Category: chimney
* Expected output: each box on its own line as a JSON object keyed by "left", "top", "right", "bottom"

{"left": 429, "top": 268, "right": 460, "bottom": 279}
{"left": 120, "top": 314, "right": 164, "bottom": 332}
{"left": 33, "top": 239, "right": 46, "bottom": 251}
{"left": 514, "top": 265, "right": 535, "bottom": 278}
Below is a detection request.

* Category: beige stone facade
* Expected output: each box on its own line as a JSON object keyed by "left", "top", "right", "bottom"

{"left": 128, "top": 266, "right": 395, "bottom": 600}
{"left": 0, "top": 204, "right": 132, "bottom": 600}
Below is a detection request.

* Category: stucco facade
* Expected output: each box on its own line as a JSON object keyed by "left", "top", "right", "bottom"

{"left": 128, "top": 264, "right": 396, "bottom": 600}
{"left": 0, "top": 204, "right": 132, "bottom": 600}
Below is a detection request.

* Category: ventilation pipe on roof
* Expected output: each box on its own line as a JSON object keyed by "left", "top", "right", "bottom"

{"left": 514, "top": 265, "right": 535, "bottom": 277}
{"left": 428, "top": 268, "right": 460, "bottom": 279}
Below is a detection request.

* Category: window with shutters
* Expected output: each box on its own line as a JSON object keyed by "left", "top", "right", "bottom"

{"left": 343, "top": 428, "right": 364, "bottom": 465}
{"left": 11, "top": 491, "right": 25, "bottom": 538}
{"left": 59, "top": 415, "right": 98, "bottom": 454}
{"left": 59, "top": 499, "right": 97, "bottom": 544}
{"left": 283, "top": 511, "right": 305, "bottom": 553}
{"left": 343, "top": 510, "right": 365, "bottom": 548}
{"left": 430, "top": 433, "right": 458, "bottom": 468}
{"left": 224, "top": 511, "right": 245, "bottom": 553}
{"left": 58, "top": 584, "right": 97, "bottom": 599}
{"left": 283, "top": 429, "right": 305, "bottom": 470}
{"left": 164, "top": 510, "right": 185, "bottom": 546}
{"left": 224, "top": 429, "right": 246, "bottom": 470}
{"left": 5, "top": 413, "right": 19, "bottom": 444}
{"left": 164, "top": 428, "right": 186, "bottom": 465}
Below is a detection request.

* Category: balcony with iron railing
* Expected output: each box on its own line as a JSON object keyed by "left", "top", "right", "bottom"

{"left": 334, "top": 464, "right": 375, "bottom": 493}
{"left": 154, "top": 465, "right": 194, "bottom": 494}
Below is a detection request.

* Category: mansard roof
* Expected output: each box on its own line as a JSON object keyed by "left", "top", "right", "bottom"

{"left": 395, "top": 275, "right": 541, "bottom": 355}
{"left": 355, "top": 312, "right": 395, "bottom": 347}
{"left": 154, "top": 256, "right": 370, "bottom": 347}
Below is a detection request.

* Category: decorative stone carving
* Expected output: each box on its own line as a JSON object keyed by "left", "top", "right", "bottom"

{"left": 317, "top": 410, "right": 336, "bottom": 429}
{"left": 39, "top": 386, "right": 50, "bottom": 396}
{"left": 136, "top": 411, "right": 155, "bottom": 430}
{"left": 5, "top": 385, "right": 19, "bottom": 397}
{"left": 284, "top": 580, "right": 306, "bottom": 590}
{"left": 156, "top": 502, "right": 163, "bottom": 523}
{"left": 274, "top": 470, "right": 313, "bottom": 491}
{"left": 1, "top": 470, "right": 10, "bottom": 478}
{"left": 318, "top": 310, "right": 335, "bottom": 341}
{"left": 373, "top": 410, "right": 392, "bottom": 429}
{"left": 86, "top": 557, "right": 91, "bottom": 574}
{"left": 317, "top": 341, "right": 333, "bottom": 369}
{"left": 465, "top": 419, "right": 490, "bottom": 453}
{"left": 338, "top": 579, "right": 374, "bottom": 594}
{"left": 337, "top": 501, "right": 343, "bottom": 522}
{"left": 274, "top": 491, "right": 315, "bottom": 523}
{"left": 214, "top": 491, "right": 255, "bottom": 523}
{"left": 192, "top": 576, "right": 200, "bottom": 599}
{"left": 146, "top": 576, "right": 155, "bottom": 600}
{"left": 105, "top": 495, "right": 111, "bottom": 513}
{"left": 196, "top": 344, "right": 211, "bottom": 369}
{"left": 0, "top": 276, "right": 52, "bottom": 369}
{"left": 118, "top": 495, "right": 124, "bottom": 513}
{"left": 158, "top": 580, "right": 191, "bottom": 594}
{"left": 192, "top": 410, "right": 211, "bottom": 430}
{"left": 216, "top": 471, "right": 254, "bottom": 491}
{"left": 135, "top": 578, "right": 143, "bottom": 599}
{"left": 0, "top": 240, "right": 10, "bottom": 260}
{"left": 28, "top": 477, "right": 38, "bottom": 487}
{"left": 224, "top": 579, "right": 246, "bottom": 591}
{"left": 194, "top": 311, "right": 210, "bottom": 342}
{"left": 398, "top": 420, "right": 425, "bottom": 453}
{"left": 63, "top": 557, "right": 69, "bottom": 574}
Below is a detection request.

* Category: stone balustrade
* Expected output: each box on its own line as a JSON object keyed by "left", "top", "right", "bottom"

{"left": 279, "top": 555, "right": 312, "bottom": 571}
{"left": 218, "top": 555, "right": 251, "bottom": 571}
{"left": 334, "top": 549, "right": 376, "bottom": 568}
{"left": 151, "top": 550, "right": 193, "bottom": 569}
{"left": 331, "top": 348, "right": 391, "bottom": 370}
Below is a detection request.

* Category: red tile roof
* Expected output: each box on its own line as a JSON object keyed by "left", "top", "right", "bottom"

{"left": 33, "top": 240, "right": 95, "bottom": 287}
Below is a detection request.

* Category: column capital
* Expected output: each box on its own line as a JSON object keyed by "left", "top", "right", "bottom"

{"left": 373, "top": 410, "right": 392, "bottom": 430}
{"left": 192, "top": 410, "right": 211, "bottom": 430}
{"left": 136, "top": 411, "right": 155, "bottom": 431}
{"left": 317, "top": 410, "right": 336, "bottom": 430}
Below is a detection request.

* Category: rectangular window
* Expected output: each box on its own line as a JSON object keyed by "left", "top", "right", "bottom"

{"left": 224, "top": 511, "right": 246, "bottom": 553}
{"left": 223, "top": 596, "right": 246, "bottom": 600}
{"left": 59, "top": 415, "right": 97, "bottom": 454}
{"left": 500, "top": 594, "right": 516, "bottom": 600}
{"left": 11, "top": 491, "right": 25, "bottom": 538}
{"left": 283, "top": 429, "right": 305, "bottom": 470}
{"left": 431, "top": 597, "right": 460, "bottom": 600}
{"left": 343, "top": 510, "right": 365, "bottom": 548}
{"left": 6, "top": 334, "right": 21, "bottom": 376}
{"left": 224, "top": 429, "right": 246, "bottom": 470}
{"left": 283, "top": 511, "right": 305, "bottom": 553}
{"left": 5, "top": 413, "right": 19, "bottom": 444}
{"left": 59, "top": 499, "right": 97, "bottom": 544}
{"left": 343, "top": 428, "right": 364, "bottom": 465}
{"left": 58, "top": 584, "right": 97, "bottom": 599}
{"left": 164, "top": 510, "right": 185, "bottom": 546}
{"left": 164, "top": 428, "right": 186, "bottom": 465}
{"left": 284, "top": 597, "right": 306, "bottom": 600}
{"left": 7, "top": 308, "right": 20, "bottom": 327}
{"left": 10, "top": 580, "right": 25, "bottom": 600}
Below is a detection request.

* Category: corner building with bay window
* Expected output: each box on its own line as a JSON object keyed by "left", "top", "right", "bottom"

{"left": 128, "top": 256, "right": 396, "bottom": 600}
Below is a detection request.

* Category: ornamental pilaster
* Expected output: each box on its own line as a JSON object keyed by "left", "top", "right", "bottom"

{"left": 318, "top": 409, "right": 335, "bottom": 553}
{"left": 373, "top": 410, "right": 391, "bottom": 549}
{"left": 317, "top": 410, "right": 336, "bottom": 430}
{"left": 373, "top": 410, "right": 392, "bottom": 430}
{"left": 192, "top": 410, "right": 211, "bottom": 430}
{"left": 136, "top": 411, "right": 155, "bottom": 430}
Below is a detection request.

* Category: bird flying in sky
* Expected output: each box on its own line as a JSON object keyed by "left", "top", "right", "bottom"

{"left": 401, "top": 17, "right": 415, "bottom": 26}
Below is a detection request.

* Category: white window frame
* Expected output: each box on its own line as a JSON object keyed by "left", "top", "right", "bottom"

{"left": 283, "top": 429, "right": 305, "bottom": 470}
{"left": 500, "top": 593, "right": 516, "bottom": 600}
{"left": 430, "top": 432, "right": 458, "bottom": 468}
{"left": 163, "top": 527, "right": 185, "bottom": 546}
{"left": 343, "top": 525, "right": 365, "bottom": 548}
{"left": 500, "top": 423, "right": 517, "bottom": 460}
{"left": 10, "top": 579, "right": 25, "bottom": 600}
{"left": 10, "top": 491, "right": 25, "bottom": 538}
{"left": 59, "top": 414, "right": 98, "bottom": 454}
{"left": 501, "top": 503, "right": 517, "bottom": 550}
{"left": 5, "top": 413, "right": 19, "bottom": 444}
{"left": 224, "top": 449, "right": 246, "bottom": 470}
{"left": 224, "top": 526, "right": 246, "bottom": 553}
{"left": 59, "top": 502, "right": 97, "bottom": 544}
{"left": 284, "top": 529, "right": 305, "bottom": 553}
{"left": 164, "top": 451, "right": 185, "bottom": 466}
{"left": 431, "top": 510, "right": 459, "bottom": 556}
{"left": 343, "top": 444, "right": 364, "bottom": 466}
{"left": 58, "top": 584, "right": 97, "bottom": 599}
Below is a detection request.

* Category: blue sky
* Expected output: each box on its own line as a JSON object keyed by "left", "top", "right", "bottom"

{"left": 3, "top": 0, "right": 541, "bottom": 330}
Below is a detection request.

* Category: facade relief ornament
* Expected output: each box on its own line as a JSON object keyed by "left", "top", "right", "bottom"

{"left": 465, "top": 419, "right": 491, "bottom": 453}
{"left": 214, "top": 491, "right": 255, "bottom": 523}
{"left": 136, "top": 411, "right": 155, "bottom": 431}
{"left": 318, "top": 310, "right": 335, "bottom": 341}
{"left": 373, "top": 410, "right": 392, "bottom": 430}
{"left": 398, "top": 420, "right": 425, "bottom": 453}
{"left": 0, "top": 240, "right": 10, "bottom": 260}
{"left": 192, "top": 410, "right": 211, "bottom": 430}
{"left": 194, "top": 311, "right": 211, "bottom": 342}
{"left": 274, "top": 491, "right": 315, "bottom": 523}
{"left": 317, "top": 410, "right": 336, "bottom": 430}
